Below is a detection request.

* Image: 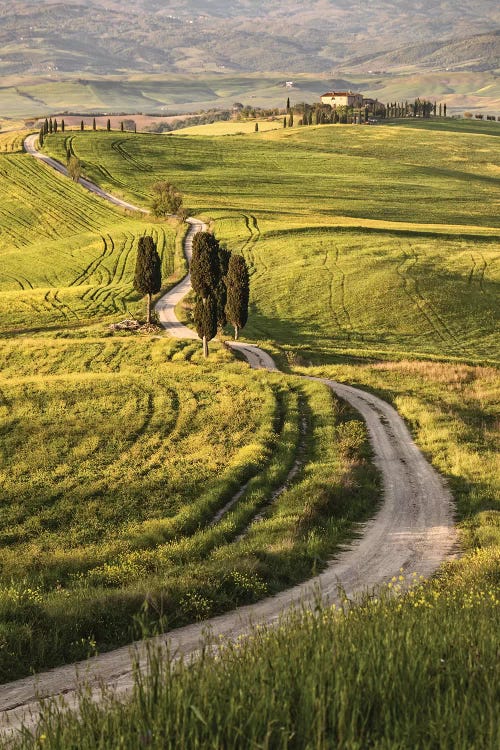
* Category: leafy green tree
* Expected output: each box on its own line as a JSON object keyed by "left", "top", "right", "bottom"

{"left": 225, "top": 254, "right": 249, "bottom": 340}
{"left": 133, "top": 236, "right": 162, "bottom": 324}
{"left": 150, "top": 181, "right": 183, "bottom": 217}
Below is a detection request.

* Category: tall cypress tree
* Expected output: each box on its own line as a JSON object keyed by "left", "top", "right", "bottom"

{"left": 190, "top": 232, "right": 221, "bottom": 356}
{"left": 194, "top": 295, "right": 218, "bottom": 356}
{"left": 39, "top": 128, "right": 44, "bottom": 147}
{"left": 49, "top": 117, "right": 53, "bottom": 134}
{"left": 93, "top": 117, "right": 96, "bottom": 131}
{"left": 225, "top": 254, "right": 249, "bottom": 340}
{"left": 133, "top": 236, "right": 162, "bottom": 324}
{"left": 107, "top": 119, "right": 111, "bottom": 132}
{"left": 214, "top": 244, "right": 231, "bottom": 334}
{"left": 80, "top": 120, "right": 84, "bottom": 131}
{"left": 120, "top": 121, "right": 124, "bottom": 132}
{"left": 54, "top": 119, "right": 58, "bottom": 133}
{"left": 443, "top": 103, "right": 447, "bottom": 117}
{"left": 61, "top": 119, "right": 65, "bottom": 132}
{"left": 44, "top": 118, "right": 49, "bottom": 135}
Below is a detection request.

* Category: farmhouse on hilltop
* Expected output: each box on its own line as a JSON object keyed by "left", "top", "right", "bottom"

{"left": 321, "top": 91, "right": 364, "bottom": 107}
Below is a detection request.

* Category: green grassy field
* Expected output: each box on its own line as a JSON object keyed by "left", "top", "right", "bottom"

{"left": 43, "top": 123, "right": 500, "bottom": 362}
{"left": 0, "top": 145, "right": 187, "bottom": 335}
{"left": 0, "top": 337, "right": 377, "bottom": 681}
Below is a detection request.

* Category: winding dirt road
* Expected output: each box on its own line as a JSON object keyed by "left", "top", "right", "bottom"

{"left": 0, "top": 138, "right": 457, "bottom": 739}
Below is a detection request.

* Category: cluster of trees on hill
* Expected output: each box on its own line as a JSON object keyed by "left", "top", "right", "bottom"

{"left": 191, "top": 232, "right": 250, "bottom": 356}
{"left": 133, "top": 231, "right": 249, "bottom": 356}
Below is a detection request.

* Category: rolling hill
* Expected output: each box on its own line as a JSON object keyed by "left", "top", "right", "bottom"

{"left": 0, "top": 1, "right": 498, "bottom": 77}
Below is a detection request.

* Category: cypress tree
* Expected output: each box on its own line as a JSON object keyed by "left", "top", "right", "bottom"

{"left": 443, "top": 103, "right": 447, "bottom": 117}
{"left": 44, "top": 118, "right": 49, "bottom": 135}
{"left": 283, "top": 116, "right": 287, "bottom": 128}
{"left": 107, "top": 119, "right": 111, "bottom": 132}
{"left": 93, "top": 117, "right": 96, "bottom": 131}
{"left": 190, "top": 232, "right": 221, "bottom": 356}
{"left": 288, "top": 112, "right": 294, "bottom": 127}
{"left": 255, "top": 122, "right": 259, "bottom": 132}
{"left": 194, "top": 295, "right": 217, "bottom": 357}
{"left": 120, "top": 121, "right": 124, "bottom": 132}
{"left": 133, "top": 236, "right": 162, "bottom": 324}
{"left": 49, "top": 117, "right": 53, "bottom": 134}
{"left": 134, "top": 123, "right": 137, "bottom": 133}
{"left": 286, "top": 97, "right": 290, "bottom": 112}
{"left": 61, "top": 119, "right": 65, "bottom": 132}
{"left": 80, "top": 120, "right": 84, "bottom": 131}
{"left": 39, "top": 128, "right": 44, "bottom": 147}
{"left": 54, "top": 118, "right": 58, "bottom": 133}
{"left": 215, "top": 244, "right": 231, "bottom": 334}
{"left": 225, "top": 254, "right": 249, "bottom": 340}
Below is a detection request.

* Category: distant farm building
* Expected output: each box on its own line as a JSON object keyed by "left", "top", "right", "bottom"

{"left": 321, "top": 91, "right": 363, "bottom": 108}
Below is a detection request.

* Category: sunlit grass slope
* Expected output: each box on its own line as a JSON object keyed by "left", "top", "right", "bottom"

{"left": 0, "top": 144, "right": 184, "bottom": 334}
{"left": 0, "top": 337, "right": 378, "bottom": 681}
{"left": 44, "top": 124, "right": 499, "bottom": 361}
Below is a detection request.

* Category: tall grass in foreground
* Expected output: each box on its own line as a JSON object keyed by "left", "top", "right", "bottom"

{"left": 15, "top": 578, "right": 499, "bottom": 750}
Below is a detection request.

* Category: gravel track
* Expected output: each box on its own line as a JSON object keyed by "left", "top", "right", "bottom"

{"left": 0, "top": 139, "right": 458, "bottom": 740}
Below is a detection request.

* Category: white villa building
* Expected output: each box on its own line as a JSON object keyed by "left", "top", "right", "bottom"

{"left": 321, "top": 91, "right": 364, "bottom": 107}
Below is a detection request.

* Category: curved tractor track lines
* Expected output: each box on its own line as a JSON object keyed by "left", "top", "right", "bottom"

{"left": 3, "top": 138, "right": 457, "bottom": 740}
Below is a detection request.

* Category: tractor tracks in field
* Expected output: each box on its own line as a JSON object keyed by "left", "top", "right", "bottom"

{"left": 2, "top": 137, "right": 457, "bottom": 741}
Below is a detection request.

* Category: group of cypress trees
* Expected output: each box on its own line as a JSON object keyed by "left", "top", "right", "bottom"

{"left": 133, "top": 231, "right": 249, "bottom": 355}
{"left": 39, "top": 116, "right": 65, "bottom": 145}
{"left": 191, "top": 231, "right": 249, "bottom": 357}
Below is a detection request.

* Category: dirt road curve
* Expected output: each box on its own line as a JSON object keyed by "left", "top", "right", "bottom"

{"left": 155, "top": 219, "right": 206, "bottom": 338}
{"left": 23, "top": 134, "right": 148, "bottom": 213}
{"left": 1, "top": 140, "right": 457, "bottom": 740}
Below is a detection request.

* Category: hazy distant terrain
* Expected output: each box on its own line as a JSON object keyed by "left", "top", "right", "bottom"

{"left": 0, "top": 1, "right": 499, "bottom": 76}
{"left": 0, "top": 1, "right": 498, "bottom": 117}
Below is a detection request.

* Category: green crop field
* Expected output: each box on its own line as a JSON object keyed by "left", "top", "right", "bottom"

{"left": 43, "top": 122, "right": 500, "bottom": 363}
{"left": 0, "top": 336, "right": 377, "bottom": 681}
{"left": 0, "top": 145, "right": 187, "bottom": 335}
{"left": 2, "top": 119, "right": 499, "bottom": 746}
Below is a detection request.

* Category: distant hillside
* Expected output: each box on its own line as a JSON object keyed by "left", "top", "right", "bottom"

{"left": 0, "top": 1, "right": 498, "bottom": 77}
{"left": 347, "top": 32, "right": 500, "bottom": 73}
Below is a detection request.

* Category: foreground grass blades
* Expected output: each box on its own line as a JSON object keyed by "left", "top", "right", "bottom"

{"left": 14, "top": 581, "right": 500, "bottom": 750}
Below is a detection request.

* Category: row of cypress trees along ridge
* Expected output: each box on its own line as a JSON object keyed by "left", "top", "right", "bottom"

{"left": 191, "top": 231, "right": 249, "bottom": 357}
